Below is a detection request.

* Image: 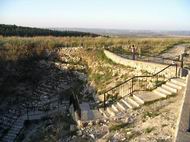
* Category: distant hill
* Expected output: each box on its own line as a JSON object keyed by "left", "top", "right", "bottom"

{"left": 54, "top": 28, "right": 190, "bottom": 37}
{"left": 0, "top": 24, "right": 98, "bottom": 37}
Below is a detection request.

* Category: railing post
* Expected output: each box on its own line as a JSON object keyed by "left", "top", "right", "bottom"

{"left": 131, "top": 78, "right": 133, "bottom": 95}
{"left": 175, "top": 63, "right": 178, "bottom": 77}
{"left": 104, "top": 93, "right": 106, "bottom": 110}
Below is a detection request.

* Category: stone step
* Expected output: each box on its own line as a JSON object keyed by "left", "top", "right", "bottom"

{"left": 4, "top": 133, "right": 17, "bottom": 138}
{"left": 106, "top": 107, "right": 116, "bottom": 117}
{"left": 11, "top": 122, "right": 23, "bottom": 128}
{"left": 37, "top": 88, "right": 54, "bottom": 93}
{"left": 153, "top": 88, "right": 169, "bottom": 98}
{"left": 161, "top": 84, "right": 178, "bottom": 93}
{"left": 36, "top": 90, "right": 49, "bottom": 95}
{"left": 121, "top": 98, "right": 135, "bottom": 109}
{"left": 40, "top": 84, "right": 53, "bottom": 89}
{"left": 8, "top": 130, "right": 19, "bottom": 135}
{"left": 111, "top": 104, "right": 119, "bottom": 112}
{"left": 171, "top": 78, "right": 186, "bottom": 87}
{"left": 116, "top": 101, "right": 128, "bottom": 111}
{"left": 158, "top": 86, "right": 172, "bottom": 94}
{"left": 166, "top": 81, "right": 182, "bottom": 90}
{"left": 133, "top": 91, "right": 163, "bottom": 103}
{"left": 12, "top": 124, "right": 23, "bottom": 130}
{"left": 132, "top": 95, "right": 145, "bottom": 105}
{"left": 127, "top": 97, "right": 140, "bottom": 107}
{"left": 99, "top": 108, "right": 110, "bottom": 118}
{"left": 2, "top": 135, "right": 15, "bottom": 142}
{"left": 33, "top": 91, "right": 48, "bottom": 97}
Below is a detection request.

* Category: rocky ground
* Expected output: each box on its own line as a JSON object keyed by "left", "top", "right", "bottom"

{"left": 68, "top": 89, "right": 184, "bottom": 142}
{"left": 18, "top": 112, "right": 75, "bottom": 142}
{"left": 4, "top": 45, "right": 187, "bottom": 142}
{"left": 56, "top": 47, "right": 153, "bottom": 93}
{"left": 24, "top": 46, "right": 185, "bottom": 142}
{"left": 160, "top": 43, "right": 190, "bottom": 68}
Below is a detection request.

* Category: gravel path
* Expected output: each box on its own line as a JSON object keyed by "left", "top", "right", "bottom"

{"left": 160, "top": 44, "right": 189, "bottom": 59}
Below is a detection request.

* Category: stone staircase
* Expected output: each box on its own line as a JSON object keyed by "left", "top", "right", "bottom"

{"left": 0, "top": 70, "right": 72, "bottom": 142}
{"left": 0, "top": 106, "right": 25, "bottom": 140}
{"left": 1, "top": 101, "right": 69, "bottom": 142}
{"left": 2, "top": 116, "right": 25, "bottom": 142}
{"left": 98, "top": 77, "right": 186, "bottom": 118}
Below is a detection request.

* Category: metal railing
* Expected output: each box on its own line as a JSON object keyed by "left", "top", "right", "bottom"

{"left": 101, "top": 63, "right": 178, "bottom": 110}
{"left": 118, "top": 53, "right": 182, "bottom": 66}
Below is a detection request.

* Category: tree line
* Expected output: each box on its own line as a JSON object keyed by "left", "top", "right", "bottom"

{"left": 0, "top": 24, "right": 99, "bottom": 37}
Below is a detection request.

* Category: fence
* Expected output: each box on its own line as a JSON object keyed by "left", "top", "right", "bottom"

{"left": 100, "top": 63, "right": 178, "bottom": 109}
{"left": 118, "top": 53, "right": 181, "bottom": 65}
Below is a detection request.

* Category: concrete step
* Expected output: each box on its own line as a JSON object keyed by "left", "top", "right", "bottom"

{"left": 34, "top": 91, "right": 48, "bottom": 96}
{"left": 153, "top": 88, "right": 169, "bottom": 98}
{"left": 121, "top": 98, "right": 135, "bottom": 109}
{"left": 127, "top": 97, "right": 140, "bottom": 107}
{"left": 37, "top": 88, "right": 54, "bottom": 94}
{"left": 133, "top": 91, "right": 163, "bottom": 103}
{"left": 171, "top": 78, "right": 186, "bottom": 87}
{"left": 12, "top": 124, "right": 23, "bottom": 129}
{"left": 116, "top": 101, "right": 128, "bottom": 111}
{"left": 166, "top": 81, "right": 182, "bottom": 90}
{"left": 4, "top": 133, "right": 16, "bottom": 138}
{"left": 106, "top": 107, "right": 116, "bottom": 117}
{"left": 2, "top": 135, "right": 15, "bottom": 142}
{"left": 133, "top": 95, "right": 145, "bottom": 105}
{"left": 162, "top": 84, "right": 177, "bottom": 93}
{"left": 40, "top": 84, "right": 53, "bottom": 89}
{"left": 111, "top": 104, "right": 119, "bottom": 112}
{"left": 99, "top": 108, "right": 110, "bottom": 118}
{"left": 158, "top": 86, "right": 172, "bottom": 94}
{"left": 8, "top": 130, "right": 19, "bottom": 135}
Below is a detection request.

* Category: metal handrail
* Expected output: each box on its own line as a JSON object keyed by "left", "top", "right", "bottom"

{"left": 106, "top": 48, "right": 182, "bottom": 65}
{"left": 101, "top": 63, "right": 178, "bottom": 109}
{"left": 119, "top": 53, "right": 180, "bottom": 62}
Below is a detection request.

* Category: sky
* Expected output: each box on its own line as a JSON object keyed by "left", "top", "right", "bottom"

{"left": 0, "top": 0, "right": 190, "bottom": 31}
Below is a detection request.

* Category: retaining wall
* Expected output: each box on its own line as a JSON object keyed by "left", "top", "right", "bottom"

{"left": 175, "top": 75, "right": 190, "bottom": 142}
{"left": 104, "top": 50, "right": 177, "bottom": 78}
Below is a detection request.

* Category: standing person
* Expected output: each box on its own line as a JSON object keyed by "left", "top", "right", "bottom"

{"left": 131, "top": 44, "right": 136, "bottom": 60}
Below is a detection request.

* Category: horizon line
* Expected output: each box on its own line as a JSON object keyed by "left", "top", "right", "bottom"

{"left": 1, "top": 23, "right": 190, "bottom": 32}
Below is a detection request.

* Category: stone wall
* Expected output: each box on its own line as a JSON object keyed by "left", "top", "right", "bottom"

{"left": 175, "top": 75, "right": 190, "bottom": 142}
{"left": 104, "top": 50, "right": 177, "bottom": 78}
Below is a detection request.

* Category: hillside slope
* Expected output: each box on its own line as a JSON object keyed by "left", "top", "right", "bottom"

{"left": 0, "top": 24, "right": 98, "bottom": 37}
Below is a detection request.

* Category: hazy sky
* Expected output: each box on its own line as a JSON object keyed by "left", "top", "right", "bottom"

{"left": 0, "top": 0, "right": 190, "bottom": 30}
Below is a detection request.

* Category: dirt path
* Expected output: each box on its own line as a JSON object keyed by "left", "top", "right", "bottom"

{"left": 160, "top": 44, "right": 190, "bottom": 59}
